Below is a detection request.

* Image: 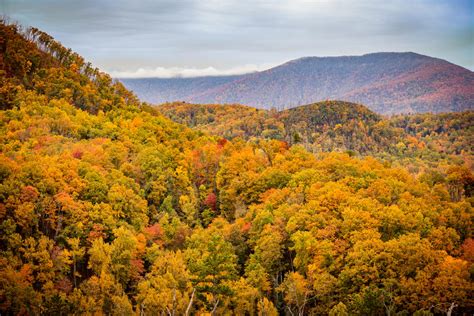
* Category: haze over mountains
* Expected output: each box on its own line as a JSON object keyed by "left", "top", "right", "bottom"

{"left": 121, "top": 52, "right": 474, "bottom": 114}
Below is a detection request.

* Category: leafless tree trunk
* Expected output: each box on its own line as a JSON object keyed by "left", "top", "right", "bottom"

{"left": 286, "top": 306, "right": 295, "bottom": 316}
{"left": 185, "top": 288, "right": 195, "bottom": 316}
{"left": 298, "top": 292, "right": 308, "bottom": 316}
{"left": 447, "top": 302, "right": 457, "bottom": 316}
{"left": 211, "top": 298, "right": 220, "bottom": 315}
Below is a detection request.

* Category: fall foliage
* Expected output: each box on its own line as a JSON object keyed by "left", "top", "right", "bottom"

{"left": 0, "top": 20, "right": 473, "bottom": 315}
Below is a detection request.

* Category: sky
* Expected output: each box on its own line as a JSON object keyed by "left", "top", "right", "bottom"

{"left": 2, "top": 0, "right": 473, "bottom": 77}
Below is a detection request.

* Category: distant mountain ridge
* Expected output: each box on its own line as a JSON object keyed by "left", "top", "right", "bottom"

{"left": 120, "top": 52, "right": 474, "bottom": 114}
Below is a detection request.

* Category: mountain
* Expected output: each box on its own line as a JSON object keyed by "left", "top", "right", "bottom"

{"left": 121, "top": 52, "right": 474, "bottom": 114}
{"left": 120, "top": 75, "right": 240, "bottom": 104}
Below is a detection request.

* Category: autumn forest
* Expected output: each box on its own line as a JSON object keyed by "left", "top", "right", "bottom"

{"left": 0, "top": 20, "right": 473, "bottom": 316}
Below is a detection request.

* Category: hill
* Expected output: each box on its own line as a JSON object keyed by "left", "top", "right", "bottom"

{"left": 121, "top": 52, "right": 474, "bottom": 114}
{"left": 1, "top": 21, "right": 473, "bottom": 315}
{"left": 0, "top": 23, "right": 140, "bottom": 113}
{"left": 158, "top": 101, "right": 474, "bottom": 167}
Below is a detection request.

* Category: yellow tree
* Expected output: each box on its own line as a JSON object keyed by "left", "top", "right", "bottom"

{"left": 136, "top": 250, "right": 194, "bottom": 315}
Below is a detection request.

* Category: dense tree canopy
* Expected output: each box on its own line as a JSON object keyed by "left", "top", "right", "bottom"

{"left": 159, "top": 102, "right": 473, "bottom": 171}
{"left": 0, "top": 21, "right": 473, "bottom": 315}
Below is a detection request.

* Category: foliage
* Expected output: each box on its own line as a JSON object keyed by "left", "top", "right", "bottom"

{"left": 0, "top": 21, "right": 473, "bottom": 315}
{"left": 158, "top": 101, "right": 473, "bottom": 171}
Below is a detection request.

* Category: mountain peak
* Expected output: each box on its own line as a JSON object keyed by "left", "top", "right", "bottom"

{"left": 122, "top": 52, "right": 473, "bottom": 114}
{"left": 285, "top": 52, "right": 428, "bottom": 62}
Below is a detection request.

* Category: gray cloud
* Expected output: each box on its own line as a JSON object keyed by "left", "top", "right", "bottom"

{"left": 3, "top": 0, "right": 473, "bottom": 76}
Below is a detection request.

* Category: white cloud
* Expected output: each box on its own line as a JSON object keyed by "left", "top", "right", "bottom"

{"left": 110, "top": 63, "right": 276, "bottom": 78}
{"left": 7, "top": 0, "right": 473, "bottom": 70}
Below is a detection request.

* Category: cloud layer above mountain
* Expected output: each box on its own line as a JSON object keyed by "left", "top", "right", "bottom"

{"left": 110, "top": 63, "right": 276, "bottom": 78}
{"left": 4, "top": 0, "right": 473, "bottom": 76}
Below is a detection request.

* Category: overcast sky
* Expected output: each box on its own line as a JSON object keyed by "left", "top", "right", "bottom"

{"left": 3, "top": 0, "right": 473, "bottom": 77}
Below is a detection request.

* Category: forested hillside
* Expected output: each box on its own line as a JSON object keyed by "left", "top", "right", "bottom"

{"left": 121, "top": 53, "right": 474, "bottom": 114}
{"left": 159, "top": 102, "right": 473, "bottom": 169}
{"left": 1, "top": 21, "right": 473, "bottom": 315}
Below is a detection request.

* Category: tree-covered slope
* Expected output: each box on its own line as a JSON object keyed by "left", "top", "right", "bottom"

{"left": 1, "top": 21, "right": 473, "bottom": 315}
{"left": 158, "top": 101, "right": 474, "bottom": 167}
{"left": 0, "top": 22, "right": 140, "bottom": 113}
